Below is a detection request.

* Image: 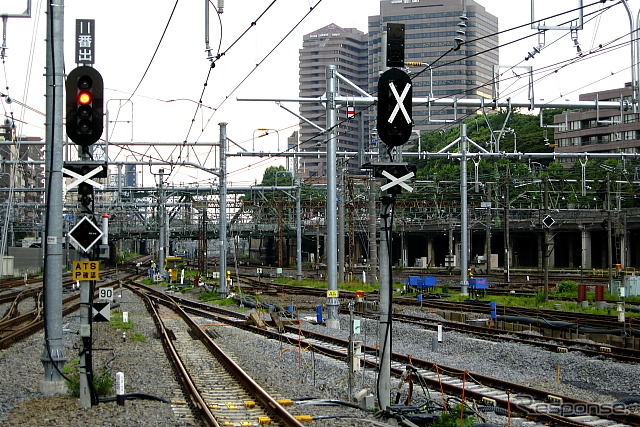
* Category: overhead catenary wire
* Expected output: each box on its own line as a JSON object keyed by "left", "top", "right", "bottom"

{"left": 168, "top": 0, "right": 283, "bottom": 182}
{"left": 84, "top": 0, "right": 630, "bottom": 188}
{"left": 295, "top": 0, "right": 626, "bottom": 148}
{"left": 362, "top": 1, "right": 632, "bottom": 143}
{"left": 109, "top": 0, "right": 181, "bottom": 144}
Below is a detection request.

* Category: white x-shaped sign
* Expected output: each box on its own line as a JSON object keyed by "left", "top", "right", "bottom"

{"left": 380, "top": 169, "right": 414, "bottom": 193}
{"left": 388, "top": 81, "right": 412, "bottom": 124}
{"left": 62, "top": 166, "right": 105, "bottom": 191}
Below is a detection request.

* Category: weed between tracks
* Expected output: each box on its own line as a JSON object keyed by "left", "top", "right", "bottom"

{"left": 63, "top": 360, "right": 114, "bottom": 397}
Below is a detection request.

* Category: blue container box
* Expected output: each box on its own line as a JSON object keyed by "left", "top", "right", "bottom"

{"left": 469, "top": 278, "right": 488, "bottom": 289}
{"left": 406, "top": 276, "right": 422, "bottom": 287}
{"left": 421, "top": 276, "right": 437, "bottom": 289}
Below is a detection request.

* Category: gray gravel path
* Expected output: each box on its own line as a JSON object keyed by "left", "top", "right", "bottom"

{"left": 1, "top": 286, "right": 638, "bottom": 426}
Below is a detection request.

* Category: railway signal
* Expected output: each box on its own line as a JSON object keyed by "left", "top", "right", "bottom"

{"left": 372, "top": 163, "right": 416, "bottom": 195}
{"left": 377, "top": 67, "right": 412, "bottom": 148}
{"left": 66, "top": 66, "right": 104, "bottom": 146}
{"left": 77, "top": 181, "right": 93, "bottom": 208}
{"left": 386, "top": 23, "right": 405, "bottom": 68}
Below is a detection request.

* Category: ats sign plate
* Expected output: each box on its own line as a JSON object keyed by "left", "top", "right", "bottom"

{"left": 72, "top": 260, "right": 100, "bottom": 281}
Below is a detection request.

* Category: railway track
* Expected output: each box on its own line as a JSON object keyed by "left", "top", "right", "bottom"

{"left": 389, "top": 311, "right": 640, "bottom": 363}
{"left": 129, "top": 282, "right": 304, "bottom": 427}
{"left": 0, "top": 273, "right": 139, "bottom": 349}
{"left": 237, "top": 275, "right": 639, "bottom": 334}
{"left": 134, "top": 284, "right": 640, "bottom": 426}
{"left": 237, "top": 276, "right": 640, "bottom": 360}
{"left": 0, "top": 290, "right": 80, "bottom": 349}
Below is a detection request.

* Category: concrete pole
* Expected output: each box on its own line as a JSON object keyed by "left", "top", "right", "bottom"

{"left": 218, "top": 123, "right": 229, "bottom": 298}
{"left": 503, "top": 171, "right": 511, "bottom": 283}
{"left": 338, "top": 165, "right": 345, "bottom": 284}
{"left": 543, "top": 178, "right": 550, "bottom": 301}
{"left": 157, "top": 169, "right": 166, "bottom": 275}
{"left": 377, "top": 199, "right": 391, "bottom": 410}
{"left": 40, "top": 0, "right": 67, "bottom": 396}
{"left": 607, "top": 177, "right": 613, "bottom": 284}
{"left": 325, "top": 66, "right": 339, "bottom": 329}
{"left": 460, "top": 124, "right": 469, "bottom": 296}
{"left": 368, "top": 175, "right": 378, "bottom": 282}
{"left": 295, "top": 178, "right": 302, "bottom": 281}
{"left": 486, "top": 182, "right": 492, "bottom": 272}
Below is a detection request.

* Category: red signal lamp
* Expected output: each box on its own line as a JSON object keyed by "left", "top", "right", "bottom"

{"left": 78, "top": 91, "right": 92, "bottom": 105}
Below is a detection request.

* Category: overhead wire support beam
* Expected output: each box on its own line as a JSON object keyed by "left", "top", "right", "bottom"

{"left": 229, "top": 151, "right": 640, "bottom": 161}
{"left": 238, "top": 95, "right": 628, "bottom": 111}
{"left": 278, "top": 102, "right": 325, "bottom": 133}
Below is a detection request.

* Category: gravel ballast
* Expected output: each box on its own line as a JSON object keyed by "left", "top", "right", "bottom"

{"left": 1, "top": 285, "right": 638, "bottom": 426}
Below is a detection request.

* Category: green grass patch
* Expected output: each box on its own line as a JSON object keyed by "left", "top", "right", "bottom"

{"left": 131, "top": 332, "right": 146, "bottom": 342}
{"left": 64, "top": 360, "right": 114, "bottom": 397}
{"left": 273, "top": 277, "right": 394, "bottom": 294}
{"left": 109, "top": 311, "right": 134, "bottom": 330}
{"left": 442, "top": 291, "right": 640, "bottom": 318}
{"left": 197, "top": 290, "right": 238, "bottom": 306}
{"left": 432, "top": 404, "right": 477, "bottom": 427}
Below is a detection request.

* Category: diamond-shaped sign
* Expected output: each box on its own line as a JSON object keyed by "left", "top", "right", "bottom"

{"left": 542, "top": 215, "right": 556, "bottom": 228}
{"left": 69, "top": 216, "right": 103, "bottom": 253}
{"left": 92, "top": 301, "right": 110, "bottom": 322}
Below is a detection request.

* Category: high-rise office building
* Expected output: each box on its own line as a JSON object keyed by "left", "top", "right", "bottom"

{"left": 298, "top": 1, "right": 499, "bottom": 178}
{"left": 298, "top": 24, "right": 369, "bottom": 180}
{"left": 553, "top": 83, "right": 640, "bottom": 164}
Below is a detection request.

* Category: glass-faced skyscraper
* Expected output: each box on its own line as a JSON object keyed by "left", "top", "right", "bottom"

{"left": 298, "top": 0, "right": 499, "bottom": 178}
{"left": 298, "top": 24, "right": 369, "bottom": 180}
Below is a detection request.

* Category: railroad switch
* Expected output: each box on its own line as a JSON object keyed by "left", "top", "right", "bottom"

{"left": 481, "top": 397, "right": 496, "bottom": 407}
{"left": 276, "top": 398, "right": 294, "bottom": 406}
{"left": 547, "top": 395, "right": 563, "bottom": 405}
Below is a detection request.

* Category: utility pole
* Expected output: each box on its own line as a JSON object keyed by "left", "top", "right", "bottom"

{"left": 41, "top": 0, "right": 66, "bottom": 396}
{"left": 338, "top": 164, "right": 345, "bottom": 284}
{"left": 325, "top": 66, "right": 340, "bottom": 329}
{"left": 543, "top": 178, "right": 550, "bottom": 301}
{"left": 295, "top": 177, "right": 302, "bottom": 281}
{"left": 218, "top": 123, "right": 229, "bottom": 298}
{"left": 368, "top": 175, "right": 378, "bottom": 281}
{"left": 460, "top": 124, "right": 469, "bottom": 296}
{"left": 155, "top": 168, "right": 167, "bottom": 276}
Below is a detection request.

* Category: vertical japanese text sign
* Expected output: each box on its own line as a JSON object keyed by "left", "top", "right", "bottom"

{"left": 76, "top": 19, "right": 95, "bottom": 65}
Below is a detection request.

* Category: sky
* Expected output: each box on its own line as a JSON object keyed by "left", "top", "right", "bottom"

{"left": 1, "top": 0, "right": 640, "bottom": 188}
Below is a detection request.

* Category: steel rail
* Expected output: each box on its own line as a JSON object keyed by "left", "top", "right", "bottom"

{"left": 147, "top": 287, "right": 640, "bottom": 426}
{"left": 138, "top": 291, "right": 221, "bottom": 427}
{"left": 129, "top": 282, "right": 304, "bottom": 427}
{"left": 391, "top": 312, "right": 640, "bottom": 363}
